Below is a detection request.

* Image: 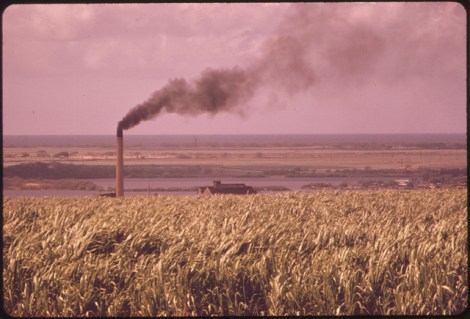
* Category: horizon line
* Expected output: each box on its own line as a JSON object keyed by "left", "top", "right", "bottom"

{"left": 3, "top": 132, "right": 467, "bottom": 136}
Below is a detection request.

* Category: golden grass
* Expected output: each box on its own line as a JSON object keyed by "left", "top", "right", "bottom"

{"left": 3, "top": 189, "right": 467, "bottom": 316}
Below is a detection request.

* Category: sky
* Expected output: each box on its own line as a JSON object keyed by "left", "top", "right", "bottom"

{"left": 2, "top": 2, "right": 467, "bottom": 135}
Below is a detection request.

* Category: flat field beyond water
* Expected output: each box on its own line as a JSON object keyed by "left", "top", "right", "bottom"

{"left": 3, "top": 189, "right": 467, "bottom": 316}
{"left": 3, "top": 145, "right": 466, "bottom": 170}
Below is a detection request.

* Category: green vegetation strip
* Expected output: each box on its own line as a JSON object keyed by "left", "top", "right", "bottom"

{"left": 3, "top": 190, "right": 467, "bottom": 316}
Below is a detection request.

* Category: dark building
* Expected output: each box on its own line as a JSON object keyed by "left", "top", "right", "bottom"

{"left": 198, "top": 180, "right": 257, "bottom": 195}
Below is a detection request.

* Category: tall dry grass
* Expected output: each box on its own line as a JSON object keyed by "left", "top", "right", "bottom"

{"left": 3, "top": 189, "right": 467, "bottom": 316}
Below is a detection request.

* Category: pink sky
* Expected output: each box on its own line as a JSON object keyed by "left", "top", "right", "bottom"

{"left": 2, "top": 3, "right": 466, "bottom": 135}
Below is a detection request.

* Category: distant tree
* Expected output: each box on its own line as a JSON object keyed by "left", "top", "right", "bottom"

{"left": 36, "top": 150, "right": 50, "bottom": 157}
{"left": 21, "top": 152, "right": 30, "bottom": 158}
{"left": 176, "top": 154, "right": 191, "bottom": 159}
{"left": 53, "top": 151, "right": 70, "bottom": 158}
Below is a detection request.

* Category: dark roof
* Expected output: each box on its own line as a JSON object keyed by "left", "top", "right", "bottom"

{"left": 206, "top": 186, "right": 256, "bottom": 194}
{"left": 198, "top": 181, "right": 257, "bottom": 194}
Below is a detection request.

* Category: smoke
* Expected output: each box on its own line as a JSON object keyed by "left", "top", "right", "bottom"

{"left": 118, "top": 66, "right": 259, "bottom": 131}
{"left": 118, "top": 2, "right": 464, "bottom": 131}
{"left": 117, "top": 35, "right": 316, "bottom": 131}
{"left": 118, "top": 4, "right": 320, "bottom": 131}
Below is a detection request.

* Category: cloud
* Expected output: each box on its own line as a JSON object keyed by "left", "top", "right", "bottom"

{"left": 278, "top": 2, "right": 465, "bottom": 87}
{"left": 3, "top": 4, "right": 290, "bottom": 78}
{"left": 3, "top": 3, "right": 466, "bottom": 134}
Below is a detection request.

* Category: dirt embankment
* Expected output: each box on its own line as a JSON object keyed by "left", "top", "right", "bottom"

{"left": 4, "top": 176, "right": 104, "bottom": 191}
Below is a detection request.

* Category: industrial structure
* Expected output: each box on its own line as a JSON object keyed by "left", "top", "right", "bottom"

{"left": 116, "top": 128, "right": 124, "bottom": 197}
{"left": 197, "top": 180, "right": 257, "bottom": 195}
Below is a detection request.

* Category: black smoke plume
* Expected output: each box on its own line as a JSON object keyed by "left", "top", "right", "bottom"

{"left": 118, "top": 3, "right": 461, "bottom": 130}
{"left": 117, "top": 34, "right": 316, "bottom": 131}
{"left": 118, "top": 66, "right": 260, "bottom": 131}
{"left": 118, "top": 6, "right": 318, "bottom": 131}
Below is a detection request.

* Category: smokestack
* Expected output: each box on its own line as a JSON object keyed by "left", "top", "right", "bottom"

{"left": 116, "top": 127, "right": 124, "bottom": 197}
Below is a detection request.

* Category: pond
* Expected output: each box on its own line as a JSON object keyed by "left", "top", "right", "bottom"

{"left": 4, "top": 176, "right": 403, "bottom": 198}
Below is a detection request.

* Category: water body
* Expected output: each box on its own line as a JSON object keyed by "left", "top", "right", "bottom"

{"left": 4, "top": 176, "right": 403, "bottom": 198}
{"left": 93, "top": 176, "right": 399, "bottom": 190}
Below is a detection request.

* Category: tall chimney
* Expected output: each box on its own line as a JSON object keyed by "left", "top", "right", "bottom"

{"left": 116, "top": 128, "right": 124, "bottom": 197}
